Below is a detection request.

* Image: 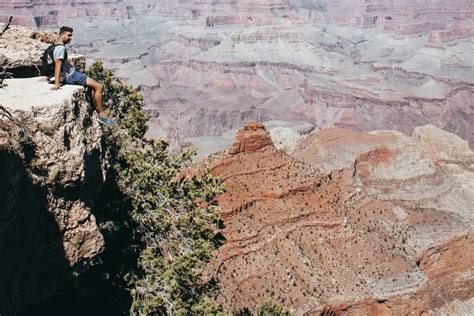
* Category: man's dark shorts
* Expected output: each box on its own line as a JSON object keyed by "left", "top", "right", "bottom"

{"left": 64, "top": 70, "right": 88, "bottom": 87}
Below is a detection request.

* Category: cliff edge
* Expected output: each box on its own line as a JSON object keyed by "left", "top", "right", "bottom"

{"left": 0, "top": 31, "right": 107, "bottom": 313}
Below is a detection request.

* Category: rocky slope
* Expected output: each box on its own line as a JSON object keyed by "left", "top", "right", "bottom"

{"left": 0, "top": 33, "right": 108, "bottom": 314}
{"left": 1, "top": 1, "right": 472, "bottom": 155}
{"left": 198, "top": 122, "right": 473, "bottom": 314}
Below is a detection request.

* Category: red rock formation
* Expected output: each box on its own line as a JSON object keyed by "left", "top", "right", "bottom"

{"left": 418, "top": 234, "right": 474, "bottom": 307}
{"left": 198, "top": 124, "right": 473, "bottom": 314}
{"left": 228, "top": 122, "right": 273, "bottom": 154}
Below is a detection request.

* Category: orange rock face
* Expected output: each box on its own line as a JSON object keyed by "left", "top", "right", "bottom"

{"left": 200, "top": 124, "right": 473, "bottom": 315}
{"left": 228, "top": 122, "right": 273, "bottom": 155}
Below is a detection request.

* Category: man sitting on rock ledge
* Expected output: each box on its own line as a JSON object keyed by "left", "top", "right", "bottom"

{"left": 51, "top": 26, "right": 115, "bottom": 126}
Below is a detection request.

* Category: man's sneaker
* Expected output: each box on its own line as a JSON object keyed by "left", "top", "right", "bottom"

{"left": 97, "top": 116, "right": 116, "bottom": 126}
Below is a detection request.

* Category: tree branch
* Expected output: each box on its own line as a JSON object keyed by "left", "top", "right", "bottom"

{"left": 0, "top": 16, "right": 13, "bottom": 37}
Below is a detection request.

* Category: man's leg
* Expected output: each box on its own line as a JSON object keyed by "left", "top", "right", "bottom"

{"left": 85, "top": 77, "right": 104, "bottom": 117}
{"left": 65, "top": 71, "right": 114, "bottom": 125}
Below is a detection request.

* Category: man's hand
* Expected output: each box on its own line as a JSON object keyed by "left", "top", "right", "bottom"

{"left": 51, "top": 84, "right": 61, "bottom": 90}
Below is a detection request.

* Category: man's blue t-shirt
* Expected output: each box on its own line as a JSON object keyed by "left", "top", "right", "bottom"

{"left": 53, "top": 45, "right": 75, "bottom": 77}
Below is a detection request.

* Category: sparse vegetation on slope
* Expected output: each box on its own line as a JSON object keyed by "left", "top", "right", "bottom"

{"left": 87, "top": 62, "right": 226, "bottom": 314}
{"left": 234, "top": 301, "right": 293, "bottom": 316}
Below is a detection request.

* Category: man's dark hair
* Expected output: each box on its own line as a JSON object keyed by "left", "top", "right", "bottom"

{"left": 59, "top": 26, "right": 73, "bottom": 34}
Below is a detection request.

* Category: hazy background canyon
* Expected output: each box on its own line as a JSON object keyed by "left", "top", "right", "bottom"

{"left": 2, "top": 0, "right": 473, "bottom": 156}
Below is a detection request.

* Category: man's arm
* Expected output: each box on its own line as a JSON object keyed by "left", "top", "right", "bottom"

{"left": 52, "top": 58, "right": 62, "bottom": 90}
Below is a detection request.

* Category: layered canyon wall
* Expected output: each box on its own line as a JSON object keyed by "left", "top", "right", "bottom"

{"left": 2, "top": 0, "right": 473, "bottom": 36}
{"left": 1, "top": 1, "right": 473, "bottom": 156}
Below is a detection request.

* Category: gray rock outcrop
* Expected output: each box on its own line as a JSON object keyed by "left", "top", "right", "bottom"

{"left": 0, "top": 77, "right": 107, "bottom": 312}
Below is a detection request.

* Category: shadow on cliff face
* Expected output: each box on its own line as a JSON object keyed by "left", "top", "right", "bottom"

{"left": 0, "top": 147, "right": 136, "bottom": 315}
{"left": 0, "top": 148, "right": 71, "bottom": 315}
{"left": 13, "top": 174, "right": 137, "bottom": 316}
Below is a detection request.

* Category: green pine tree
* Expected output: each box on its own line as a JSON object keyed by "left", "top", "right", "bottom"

{"left": 87, "top": 62, "right": 225, "bottom": 315}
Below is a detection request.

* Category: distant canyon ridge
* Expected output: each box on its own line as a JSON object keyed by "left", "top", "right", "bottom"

{"left": 1, "top": 0, "right": 473, "bottom": 155}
